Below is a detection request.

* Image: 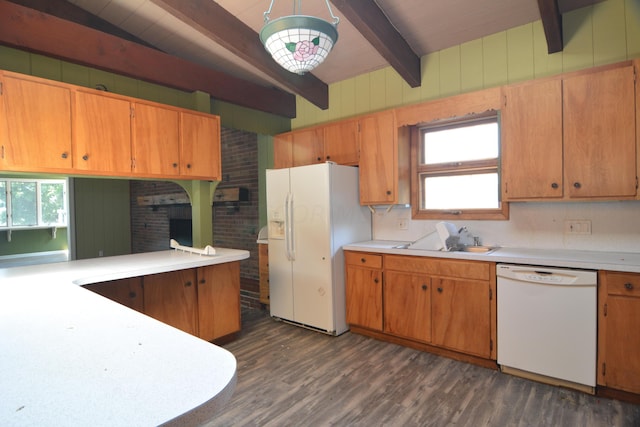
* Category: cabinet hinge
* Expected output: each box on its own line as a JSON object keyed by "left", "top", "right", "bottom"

{"left": 489, "top": 289, "right": 493, "bottom": 300}
{"left": 1, "top": 145, "right": 4, "bottom": 160}
{"left": 130, "top": 106, "right": 135, "bottom": 118}
{"left": 603, "top": 303, "right": 607, "bottom": 317}
{"left": 490, "top": 339, "right": 493, "bottom": 352}
{"left": 602, "top": 362, "right": 606, "bottom": 376}
{"left": 503, "top": 94, "right": 507, "bottom": 108}
{"left": 0, "top": 82, "right": 3, "bottom": 95}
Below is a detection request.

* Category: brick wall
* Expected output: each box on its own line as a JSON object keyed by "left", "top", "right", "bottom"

{"left": 129, "top": 127, "right": 261, "bottom": 309}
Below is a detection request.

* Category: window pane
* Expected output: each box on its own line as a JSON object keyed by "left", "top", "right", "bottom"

{"left": 0, "top": 182, "right": 6, "bottom": 226}
{"left": 11, "top": 182, "right": 37, "bottom": 226}
{"left": 41, "top": 182, "right": 66, "bottom": 225}
{"left": 423, "top": 173, "right": 499, "bottom": 209}
{"left": 423, "top": 121, "right": 498, "bottom": 164}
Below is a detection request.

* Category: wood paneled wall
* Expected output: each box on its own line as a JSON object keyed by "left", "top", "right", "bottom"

{"left": 292, "top": 0, "right": 640, "bottom": 129}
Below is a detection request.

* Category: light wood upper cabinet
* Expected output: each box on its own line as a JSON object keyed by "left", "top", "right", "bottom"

{"left": 502, "top": 78, "right": 564, "bottom": 199}
{"left": 359, "top": 110, "right": 400, "bottom": 205}
{"left": 132, "top": 102, "right": 181, "bottom": 177}
{"left": 73, "top": 90, "right": 132, "bottom": 174}
{"left": 292, "top": 127, "right": 323, "bottom": 166}
{"left": 273, "top": 133, "right": 293, "bottom": 169}
{"left": 181, "top": 111, "right": 221, "bottom": 180}
{"left": 197, "top": 262, "right": 241, "bottom": 342}
{"left": 0, "top": 72, "right": 72, "bottom": 171}
{"left": 143, "top": 269, "right": 199, "bottom": 336}
{"left": 323, "top": 119, "right": 359, "bottom": 165}
{"left": 563, "top": 64, "right": 636, "bottom": 199}
{"left": 502, "top": 62, "right": 637, "bottom": 201}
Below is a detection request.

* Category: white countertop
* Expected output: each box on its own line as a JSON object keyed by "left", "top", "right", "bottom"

{"left": 343, "top": 241, "right": 640, "bottom": 273}
{"left": 0, "top": 248, "right": 249, "bottom": 426}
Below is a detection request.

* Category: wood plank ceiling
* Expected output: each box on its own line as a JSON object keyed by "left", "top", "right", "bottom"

{"left": 0, "top": 0, "right": 603, "bottom": 118}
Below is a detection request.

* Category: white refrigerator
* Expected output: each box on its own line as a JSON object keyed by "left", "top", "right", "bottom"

{"left": 266, "top": 163, "right": 371, "bottom": 335}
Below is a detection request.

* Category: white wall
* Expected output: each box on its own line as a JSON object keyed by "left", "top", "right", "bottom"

{"left": 372, "top": 201, "right": 640, "bottom": 254}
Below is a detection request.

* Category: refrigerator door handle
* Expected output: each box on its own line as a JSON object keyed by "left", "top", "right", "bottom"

{"left": 285, "top": 192, "right": 295, "bottom": 261}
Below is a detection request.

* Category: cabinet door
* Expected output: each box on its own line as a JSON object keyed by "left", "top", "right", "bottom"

{"left": 599, "top": 272, "right": 640, "bottom": 393}
{"left": 273, "top": 133, "right": 293, "bottom": 169}
{"left": 180, "top": 111, "right": 221, "bottom": 180}
{"left": 84, "top": 277, "right": 144, "bottom": 313}
{"left": 292, "top": 127, "right": 323, "bottom": 166}
{"left": 132, "top": 102, "right": 180, "bottom": 177}
{"left": 323, "top": 120, "right": 359, "bottom": 164}
{"left": 345, "top": 265, "right": 383, "bottom": 331}
{"left": 432, "top": 278, "right": 491, "bottom": 357}
{"left": 197, "top": 263, "right": 241, "bottom": 342}
{"left": 73, "top": 90, "right": 132, "bottom": 174}
{"left": 502, "top": 79, "right": 563, "bottom": 199}
{"left": 143, "top": 269, "right": 198, "bottom": 336}
{"left": 384, "top": 271, "right": 431, "bottom": 343}
{"left": 563, "top": 64, "right": 636, "bottom": 199}
{"left": 0, "top": 73, "right": 72, "bottom": 171}
{"left": 359, "top": 111, "right": 398, "bottom": 204}
{"left": 259, "top": 244, "right": 270, "bottom": 305}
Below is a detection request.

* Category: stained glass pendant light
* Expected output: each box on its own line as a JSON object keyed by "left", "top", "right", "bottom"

{"left": 260, "top": 0, "right": 340, "bottom": 75}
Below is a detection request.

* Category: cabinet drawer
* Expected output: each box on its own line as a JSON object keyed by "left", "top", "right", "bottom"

{"left": 606, "top": 272, "right": 640, "bottom": 298}
{"left": 345, "top": 251, "right": 382, "bottom": 269}
{"left": 384, "top": 255, "right": 490, "bottom": 281}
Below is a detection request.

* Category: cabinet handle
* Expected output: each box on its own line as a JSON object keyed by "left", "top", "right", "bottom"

{"left": 317, "top": 157, "right": 322, "bottom": 161}
{"left": 551, "top": 182, "right": 558, "bottom": 189}
{"left": 437, "top": 287, "right": 443, "bottom": 293}
{"left": 386, "top": 190, "right": 392, "bottom": 195}
{"left": 625, "top": 282, "right": 634, "bottom": 290}
{"left": 61, "top": 152, "right": 68, "bottom": 159}
{"left": 185, "top": 281, "right": 192, "bottom": 287}
{"left": 573, "top": 182, "right": 581, "bottom": 189}
{"left": 129, "top": 291, "right": 137, "bottom": 298}
{"left": 199, "top": 279, "right": 206, "bottom": 284}
{"left": 374, "top": 278, "right": 379, "bottom": 284}
{"left": 172, "top": 162, "right": 178, "bottom": 168}
{"left": 186, "top": 163, "right": 192, "bottom": 169}
{"left": 421, "top": 284, "right": 428, "bottom": 291}
{"left": 360, "top": 258, "right": 366, "bottom": 263}
{"left": 82, "top": 154, "right": 89, "bottom": 161}
{"left": 326, "top": 155, "right": 331, "bottom": 160}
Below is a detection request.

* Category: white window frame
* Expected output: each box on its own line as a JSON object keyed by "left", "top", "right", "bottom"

{"left": 0, "top": 178, "right": 68, "bottom": 230}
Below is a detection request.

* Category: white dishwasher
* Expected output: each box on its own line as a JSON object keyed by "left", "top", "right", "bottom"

{"left": 497, "top": 263, "right": 597, "bottom": 393}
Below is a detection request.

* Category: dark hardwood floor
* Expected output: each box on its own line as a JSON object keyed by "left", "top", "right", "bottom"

{"left": 208, "top": 309, "right": 640, "bottom": 427}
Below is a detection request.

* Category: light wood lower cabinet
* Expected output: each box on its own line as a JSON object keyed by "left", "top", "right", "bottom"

{"left": 84, "top": 277, "right": 144, "bottom": 313}
{"left": 197, "top": 263, "right": 240, "bottom": 342}
{"left": 143, "top": 269, "right": 199, "bottom": 336}
{"left": 598, "top": 271, "right": 640, "bottom": 394}
{"left": 345, "top": 251, "right": 496, "bottom": 361}
{"left": 345, "top": 252, "right": 383, "bottom": 331}
{"left": 85, "top": 263, "right": 241, "bottom": 342}
{"left": 258, "top": 244, "right": 270, "bottom": 305}
{"left": 384, "top": 271, "right": 431, "bottom": 342}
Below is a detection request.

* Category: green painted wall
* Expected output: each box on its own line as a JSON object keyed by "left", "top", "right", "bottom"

{"left": 73, "top": 178, "right": 131, "bottom": 259}
{"left": 291, "top": 0, "right": 640, "bottom": 128}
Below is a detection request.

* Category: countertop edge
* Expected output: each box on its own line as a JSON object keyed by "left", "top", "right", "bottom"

{"left": 343, "top": 241, "right": 640, "bottom": 273}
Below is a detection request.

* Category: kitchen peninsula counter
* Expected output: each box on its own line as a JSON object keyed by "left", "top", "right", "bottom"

{"left": 0, "top": 248, "right": 249, "bottom": 426}
{"left": 343, "top": 241, "right": 640, "bottom": 273}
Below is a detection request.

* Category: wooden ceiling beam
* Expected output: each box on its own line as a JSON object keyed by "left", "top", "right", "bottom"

{"left": 0, "top": 1, "right": 296, "bottom": 118}
{"left": 151, "top": 0, "right": 329, "bottom": 110}
{"left": 7, "top": 0, "right": 156, "bottom": 49}
{"left": 330, "top": 0, "right": 421, "bottom": 88}
{"left": 537, "top": 0, "right": 563, "bottom": 53}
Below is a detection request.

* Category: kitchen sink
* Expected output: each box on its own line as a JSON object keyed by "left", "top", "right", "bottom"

{"left": 392, "top": 243, "right": 498, "bottom": 254}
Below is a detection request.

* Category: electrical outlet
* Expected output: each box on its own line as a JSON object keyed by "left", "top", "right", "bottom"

{"left": 398, "top": 219, "right": 408, "bottom": 230}
{"left": 564, "top": 220, "right": 591, "bottom": 235}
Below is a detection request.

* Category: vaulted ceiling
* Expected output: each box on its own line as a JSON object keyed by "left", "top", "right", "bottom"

{"left": 0, "top": 0, "right": 604, "bottom": 118}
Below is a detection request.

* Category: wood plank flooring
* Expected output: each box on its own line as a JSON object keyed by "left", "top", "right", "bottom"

{"left": 207, "top": 309, "right": 640, "bottom": 427}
